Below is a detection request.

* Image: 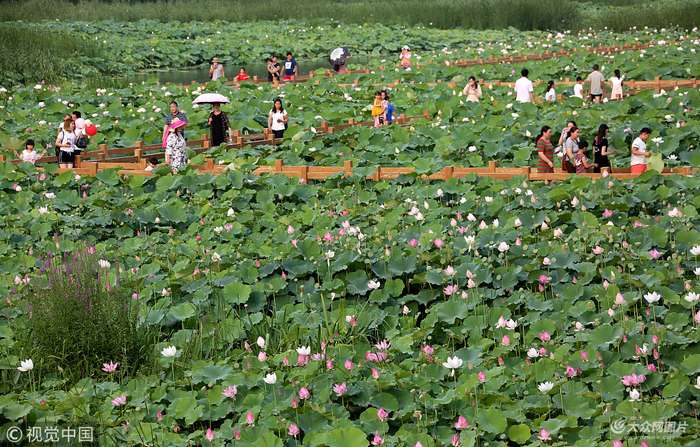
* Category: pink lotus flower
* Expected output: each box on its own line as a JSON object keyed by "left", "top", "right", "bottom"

{"left": 258, "top": 351, "right": 267, "bottom": 362}
{"left": 102, "top": 361, "right": 119, "bottom": 373}
{"left": 455, "top": 415, "right": 469, "bottom": 430}
{"left": 234, "top": 431, "right": 241, "bottom": 440}
{"left": 621, "top": 374, "right": 646, "bottom": 386}
{"left": 346, "top": 315, "right": 358, "bottom": 327}
{"left": 565, "top": 365, "right": 578, "bottom": 378}
{"left": 647, "top": 364, "right": 657, "bottom": 372}
{"left": 333, "top": 382, "right": 347, "bottom": 396}
{"left": 477, "top": 371, "right": 486, "bottom": 382}
{"left": 501, "top": 335, "right": 510, "bottom": 346}
{"left": 538, "top": 331, "right": 551, "bottom": 342}
{"left": 156, "top": 409, "right": 163, "bottom": 422}
{"left": 371, "top": 432, "right": 384, "bottom": 445}
{"left": 444, "top": 284, "right": 459, "bottom": 296}
{"left": 649, "top": 248, "right": 661, "bottom": 259}
{"left": 323, "top": 232, "right": 333, "bottom": 242}
{"left": 344, "top": 359, "right": 354, "bottom": 370}
{"left": 205, "top": 428, "right": 215, "bottom": 442}
{"left": 603, "top": 280, "right": 609, "bottom": 289}
{"left": 371, "top": 368, "right": 380, "bottom": 379}
{"left": 640, "top": 441, "right": 649, "bottom": 447}
{"left": 538, "top": 428, "right": 551, "bottom": 441}
{"left": 287, "top": 225, "right": 295, "bottom": 234}
{"left": 375, "top": 340, "right": 391, "bottom": 351}
{"left": 111, "top": 395, "right": 127, "bottom": 407}
{"left": 291, "top": 398, "right": 299, "bottom": 408}
{"left": 415, "top": 443, "right": 424, "bottom": 447}
{"left": 222, "top": 385, "right": 237, "bottom": 398}
{"left": 299, "top": 387, "right": 311, "bottom": 400}
{"left": 377, "top": 408, "right": 389, "bottom": 422}
{"left": 615, "top": 293, "right": 625, "bottom": 305}
{"left": 433, "top": 239, "right": 444, "bottom": 249}
{"left": 409, "top": 238, "right": 418, "bottom": 247}
{"left": 580, "top": 351, "right": 589, "bottom": 362}
{"left": 602, "top": 209, "right": 614, "bottom": 218}
{"left": 245, "top": 411, "right": 255, "bottom": 426}
{"left": 291, "top": 239, "right": 298, "bottom": 248}
{"left": 612, "top": 440, "right": 623, "bottom": 447}
{"left": 695, "top": 310, "right": 700, "bottom": 324}
{"left": 538, "top": 274, "right": 550, "bottom": 286}
{"left": 283, "top": 356, "right": 290, "bottom": 366}
{"left": 288, "top": 423, "right": 300, "bottom": 437}
{"left": 366, "top": 352, "right": 379, "bottom": 362}
{"left": 326, "top": 359, "right": 334, "bottom": 370}
{"left": 451, "top": 433, "right": 460, "bottom": 446}
{"left": 592, "top": 246, "right": 604, "bottom": 255}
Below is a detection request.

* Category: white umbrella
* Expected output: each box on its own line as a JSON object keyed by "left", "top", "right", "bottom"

{"left": 330, "top": 47, "right": 350, "bottom": 65}
{"left": 192, "top": 93, "right": 230, "bottom": 105}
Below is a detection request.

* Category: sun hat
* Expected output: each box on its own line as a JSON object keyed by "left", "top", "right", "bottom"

{"left": 162, "top": 117, "right": 187, "bottom": 147}
{"left": 212, "top": 57, "right": 221, "bottom": 63}
{"left": 402, "top": 45, "right": 410, "bottom": 50}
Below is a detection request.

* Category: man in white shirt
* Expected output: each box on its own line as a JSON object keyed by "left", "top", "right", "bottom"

{"left": 514, "top": 68, "right": 534, "bottom": 103}
{"left": 631, "top": 127, "right": 652, "bottom": 174}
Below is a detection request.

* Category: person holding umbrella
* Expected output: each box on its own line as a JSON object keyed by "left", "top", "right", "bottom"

{"left": 330, "top": 47, "right": 350, "bottom": 74}
{"left": 208, "top": 103, "right": 233, "bottom": 147}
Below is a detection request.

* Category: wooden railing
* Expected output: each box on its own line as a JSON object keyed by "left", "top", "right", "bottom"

{"left": 2, "top": 155, "right": 692, "bottom": 182}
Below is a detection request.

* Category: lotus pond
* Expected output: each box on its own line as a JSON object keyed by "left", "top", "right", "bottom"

{"left": 1, "top": 21, "right": 700, "bottom": 447}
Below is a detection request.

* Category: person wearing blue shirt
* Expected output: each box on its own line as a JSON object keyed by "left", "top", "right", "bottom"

{"left": 381, "top": 90, "right": 395, "bottom": 124}
{"left": 283, "top": 52, "right": 298, "bottom": 81}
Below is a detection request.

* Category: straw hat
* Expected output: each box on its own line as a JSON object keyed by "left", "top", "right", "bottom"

{"left": 212, "top": 57, "right": 221, "bottom": 63}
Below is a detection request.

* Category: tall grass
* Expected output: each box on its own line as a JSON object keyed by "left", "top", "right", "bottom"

{"left": 0, "top": 23, "right": 102, "bottom": 83}
{"left": 0, "top": 0, "right": 580, "bottom": 30}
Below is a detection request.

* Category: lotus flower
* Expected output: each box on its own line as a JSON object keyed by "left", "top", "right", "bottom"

{"left": 333, "top": 382, "right": 347, "bottom": 396}
{"left": 527, "top": 347, "right": 539, "bottom": 358}
{"left": 691, "top": 246, "right": 700, "bottom": 256}
{"left": 98, "top": 259, "right": 111, "bottom": 269}
{"left": 298, "top": 387, "right": 311, "bottom": 400}
{"left": 222, "top": 385, "right": 237, "bottom": 398}
{"left": 538, "top": 428, "right": 551, "bottom": 441}
{"left": 368, "top": 279, "right": 381, "bottom": 290}
{"left": 377, "top": 408, "right": 389, "bottom": 421}
{"left": 684, "top": 292, "right": 699, "bottom": 303}
{"left": 629, "top": 388, "right": 640, "bottom": 401}
{"left": 288, "top": 423, "right": 300, "bottom": 437}
{"left": 111, "top": 394, "right": 127, "bottom": 407}
{"left": 256, "top": 336, "right": 266, "bottom": 349}
{"left": 17, "top": 359, "right": 33, "bottom": 372}
{"left": 497, "top": 241, "right": 510, "bottom": 253}
{"left": 455, "top": 415, "right": 469, "bottom": 429}
{"left": 443, "top": 356, "right": 463, "bottom": 371}
{"left": 161, "top": 346, "right": 177, "bottom": 358}
{"left": 102, "top": 361, "right": 119, "bottom": 373}
{"left": 477, "top": 371, "right": 486, "bottom": 382}
{"left": 538, "top": 331, "right": 551, "bottom": 342}
{"left": 371, "top": 433, "right": 384, "bottom": 445}
{"left": 245, "top": 411, "right": 255, "bottom": 426}
{"left": 644, "top": 292, "right": 661, "bottom": 304}
{"left": 538, "top": 381, "right": 554, "bottom": 393}
{"left": 444, "top": 284, "right": 458, "bottom": 296}
{"left": 205, "top": 428, "right": 215, "bottom": 442}
{"left": 433, "top": 239, "right": 444, "bottom": 248}
{"left": 263, "top": 373, "right": 277, "bottom": 384}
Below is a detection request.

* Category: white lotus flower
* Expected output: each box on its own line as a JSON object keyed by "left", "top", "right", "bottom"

{"left": 492, "top": 219, "right": 499, "bottom": 228}
{"left": 571, "top": 197, "right": 579, "bottom": 207}
{"left": 44, "top": 192, "right": 55, "bottom": 199}
{"left": 98, "top": 259, "right": 111, "bottom": 269}
{"left": 553, "top": 228, "right": 563, "bottom": 238}
{"left": 538, "top": 382, "right": 554, "bottom": 393}
{"left": 690, "top": 246, "right": 700, "bottom": 256}
{"left": 684, "top": 292, "right": 699, "bottom": 303}
{"left": 227, "top": 208, "right": 235, "bottom": 217}
{"left": 368, "top": 279, "right": 381, "bottom": 290}
{"left": 442, "top": 356, "right": 463, "bottom": 370}
{"left": 17, "top": 359, "right": 34, "bottom": 372}
{"left": 211, "top": 252, "right": 221, "bottom": 263}
{"left": 497, "top": 242, "right": 510, "bottom": 253}
{"left": 505, "top": 319, "right": 517, "bottom": 330}
{"left": 161, "top": 346, "right": 177, "bottom": 358}
{"left": 263, "top": 372, "right": 277, "bottom": 384}
{"left": 256, "top": 336, "right": 266, "bottom": 349}
{"left": 527, "top": 348, "right": 540, "bottom": 358}
{"left": 643, "top": 292, "right": 661, "bottom": 304}
{"left": 296, "top": 346, "right": 311, "bottom": 356}
{"left": 325, "top": 250, "right": 335, "bottom": 259}
{"left": 629, "top": 389, "right": 640, "bottom": 401}
{"left": 467, "top": 214, "right": 476, "bottom": 222}
{"left": 695, "top": 267, "right": 700, "bottom": 276}
{"left": 38, "top": 206, "right": 48, "bottom": 215}
{"left": 695, "top": 377, "right": 700, "bottom": 390}
{"left": 468, "top": 145, "right": 477, "bottom": 152}
{"left": 514, "top": 218, "right": 522, "bottom": 228}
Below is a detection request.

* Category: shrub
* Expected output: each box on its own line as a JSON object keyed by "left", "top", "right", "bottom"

{"left": 21, "top": 248, "right": 153, "bottom": 382}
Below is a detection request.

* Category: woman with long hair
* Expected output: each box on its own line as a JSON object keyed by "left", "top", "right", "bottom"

{"left": 562, "top": 126, "right": 580, "bottom": 173}
{"left": 610, "top": 69, "right": 624, "bottom": 100}
{"left": 593, "top": 124, "right": 612, "bottom": 173}
{"left": 544, "top": 80, "right": 556, "bottom": 102}
{"left": 535, "top": 125, "right": 555, "bottom": 173}
{"left": 463, "top": 76, "right": 482, "bottom": 102}
{"left": 268, "top": 98, "right": 289, "bottom": 139}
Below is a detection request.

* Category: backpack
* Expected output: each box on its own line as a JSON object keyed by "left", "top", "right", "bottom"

{"left": 76, "top": 133, "right": 88, "bottom": 149}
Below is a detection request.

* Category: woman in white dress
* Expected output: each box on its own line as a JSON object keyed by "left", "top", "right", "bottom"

{"left": 544, "top": 80, "right": 556, "bottom": 102}
{"left": 610, "top": 69, "right": 624, "bottom": 100}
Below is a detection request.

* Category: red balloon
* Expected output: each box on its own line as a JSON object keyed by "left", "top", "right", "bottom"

{"left": 86, "top": 124, "right": 97, "bottom": 136}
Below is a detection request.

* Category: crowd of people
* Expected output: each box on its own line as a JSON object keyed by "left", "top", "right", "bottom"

{"left": 20, "top": 48, "right": 673, "bottom": 176}
{"left": 534, "top": 121, "right": 655, "bottom": 174}
{"left": 514, "top": 65, "right": 626, "bottom": 104}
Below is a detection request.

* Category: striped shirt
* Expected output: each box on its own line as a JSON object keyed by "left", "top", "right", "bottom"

{"left": 536, "top": 138, "right": 554, "bottom": 172}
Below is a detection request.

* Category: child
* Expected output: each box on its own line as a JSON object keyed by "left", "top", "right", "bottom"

{"left": 145, "top": 157, "right": 159, "bottom": 172}
{"left": 631, "top": 127, "right": 652, "bottom": 174}
{"left": 18, "top": 139, "right": 44, "bottom": 164}
{"left": 574, "top": 140, "right": 596, "bottom": 173}
{"left": 371, "top": 91, "right": 385, "bottom": 127}
{"left": 235, "top": 68, "right": 249, "bottom": 81}
{"left": 400, "top": 46, "right": 412, "bottom": 71}
{"left": 573, "top": 77, "right": 584, "bottom": 99}
{"left": 610, "top": 69, "right": 624, "bottom": 100}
